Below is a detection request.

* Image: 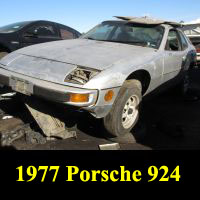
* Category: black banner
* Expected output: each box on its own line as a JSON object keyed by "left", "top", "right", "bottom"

{"left": 0, "top": 150, "right": 199, "bottom": 186}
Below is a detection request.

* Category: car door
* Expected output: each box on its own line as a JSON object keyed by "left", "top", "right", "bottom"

{"left": 163, "top": 29, "right": 186, "bottom": 83}
{"left": 20, "top": 22, "right": 60, "bottom": 48}
{"left": 178, "top": 30, "right": 192, "bottom": 70}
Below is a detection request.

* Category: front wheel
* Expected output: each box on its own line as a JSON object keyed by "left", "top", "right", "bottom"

{"left": 103, "top": 80, "right": 142, "bottom": 137}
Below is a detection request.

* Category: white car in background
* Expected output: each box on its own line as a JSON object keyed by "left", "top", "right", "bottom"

{"left": 183, "top": 23, "right": 200, "bottom": 64}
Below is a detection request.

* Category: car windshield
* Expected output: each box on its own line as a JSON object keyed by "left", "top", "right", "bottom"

{"left": 0, "top": 21, "right": 31, "bottom": 33}
{"left": 82, "top": 21, "right": 165, "bottom": 49}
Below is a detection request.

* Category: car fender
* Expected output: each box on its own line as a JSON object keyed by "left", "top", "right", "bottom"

{"left": 84, "top": 51, "right": 164, "bottom": 95}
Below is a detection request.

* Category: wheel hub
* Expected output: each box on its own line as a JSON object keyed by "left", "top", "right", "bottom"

{"left": 122, "top": 95, "right": 139, "bottom": 129}
{"left": 128, "top": 108, "right": 134, "bottom": 115}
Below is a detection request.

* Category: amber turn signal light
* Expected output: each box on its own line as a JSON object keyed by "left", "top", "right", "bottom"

{"left": 104, "top": 90, "right": 114, "bottom": 102}
{"left": 69, "top": 93, "right": 89, "bottom": 103}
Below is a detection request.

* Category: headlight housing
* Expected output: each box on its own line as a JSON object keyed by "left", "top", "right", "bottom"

{"left": 65, "top": 66, "right": 101, "bottom": 85}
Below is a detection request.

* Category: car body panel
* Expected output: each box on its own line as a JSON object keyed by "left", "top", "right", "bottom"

{"left": 163, "top": 50, "right": 185, "bottom": 83}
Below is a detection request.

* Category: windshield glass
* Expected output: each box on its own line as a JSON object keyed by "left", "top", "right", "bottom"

{"left": 82, "top": 21, "right": 165, "bottom": 49}
{"left": 0, "top": 21, "right": 31, "bottom": 33}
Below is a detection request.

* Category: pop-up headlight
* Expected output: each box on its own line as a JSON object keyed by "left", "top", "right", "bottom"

{"left": 65, "top": 66, "right": 100, "bottom": 85}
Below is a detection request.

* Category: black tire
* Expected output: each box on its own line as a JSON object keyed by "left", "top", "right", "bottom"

{"left": 175, "top": 71, "right": 190, "bottom": 96}
{"left": 103, "top": 80, "right": 142, "bottom": 137}
{"left": 0, "top": 51, "right": 8, "bottom": 59}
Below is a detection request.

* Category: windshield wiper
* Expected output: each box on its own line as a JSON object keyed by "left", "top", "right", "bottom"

{"left": 114, "top": 41, "right": 148, "bottom": 46}
{"left": 113, "top": 40, "right": 154, "bottom": 48}
{"left": 84, "top": 38, "right": 151, "bottom": 48}
{"left": 91, "top": 39, "right": 147, "bottom": 45}
{"left": 86, "top": 37, "right": 96, "bottom": 40}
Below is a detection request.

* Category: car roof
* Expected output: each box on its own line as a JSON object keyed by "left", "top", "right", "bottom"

{"left": 23, "top": 20, "right": 70, "bottom": 25}
{"left": 10, "top": 20, "right": 54, "bottom": 26}
{"left": 113, "top": 16, "right": 183, "bottom": 28}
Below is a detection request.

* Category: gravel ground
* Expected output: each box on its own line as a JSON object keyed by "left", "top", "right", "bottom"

{"left": 0, "top": 68, "right": 200, "bottom": 150}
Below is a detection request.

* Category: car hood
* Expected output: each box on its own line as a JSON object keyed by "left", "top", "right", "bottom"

{"left": 5, "top": 39, "right": 156, "bottom": 70}
{"left": 0, "top": 39, "right": 156, "bottom": 85}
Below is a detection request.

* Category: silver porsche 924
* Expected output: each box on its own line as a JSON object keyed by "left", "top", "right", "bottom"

{"left": 0, "top": 17, "right": 197, "bottom": 137}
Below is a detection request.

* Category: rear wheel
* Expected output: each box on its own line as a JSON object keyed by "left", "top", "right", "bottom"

{"left": 0, "top": 51, "right": 8, "bottom": 59}
{"left": 103, "top": 80, "right": 142, "bottom": 137}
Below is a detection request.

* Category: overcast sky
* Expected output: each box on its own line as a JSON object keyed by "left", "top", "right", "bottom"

{"left": 0, "top": 0, "right": 199, "bottom": 32}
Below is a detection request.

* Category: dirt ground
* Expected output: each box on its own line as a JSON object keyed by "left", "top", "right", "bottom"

{"left": 0, "top": 68, "right": 200, "bottom": 150}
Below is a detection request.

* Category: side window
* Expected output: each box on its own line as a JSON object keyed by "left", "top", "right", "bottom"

{"left": 59, "top": 25, "right": 74, "bottom": 40}
{"left": 165, "top": 30, "right": 181, "bottom": 51}
{"left": 179, "top": 31, "right": 189, "bottom": 50}
{"left": 25, "top": 23, "right": 58, "bottom": 37}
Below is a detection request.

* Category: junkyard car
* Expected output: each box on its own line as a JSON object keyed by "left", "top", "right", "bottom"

{"left": 0, "top": 20, "right": 81, "bottom": 59}
{"left": 0, "top": 17, "right": 196, "bottom": 137}
{"left": 182, "top": 23, "right": 200, "bottom": 64}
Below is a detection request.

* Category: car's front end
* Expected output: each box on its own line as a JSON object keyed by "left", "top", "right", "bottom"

{"left": 0, "top": 58, "right": 121, "bottom": 119}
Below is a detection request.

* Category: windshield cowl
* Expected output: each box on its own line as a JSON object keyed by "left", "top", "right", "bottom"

{"left": 84, "top": 37, "right": 157, "bottom": 49}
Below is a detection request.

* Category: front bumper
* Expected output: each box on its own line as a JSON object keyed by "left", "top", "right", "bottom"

{"left": 0, "top": 66, "right": 120, "bottom": 118}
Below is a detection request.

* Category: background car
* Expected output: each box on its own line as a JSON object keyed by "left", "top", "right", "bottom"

{"left": 182, "top": 23, "right": 200, "bottom": 64}
{"left": 0, "top": 20, "right": 81, "bottom": 59}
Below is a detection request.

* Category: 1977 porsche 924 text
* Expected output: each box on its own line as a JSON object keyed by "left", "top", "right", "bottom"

{"left": 0, "top": 17, "right": 197, "bottom": 137}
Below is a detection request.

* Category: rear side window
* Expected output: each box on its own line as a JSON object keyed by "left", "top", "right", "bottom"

{"left": 59, "top": 25, "right": 75, "bottom": 39}
{"left": 165, "top": 30, "right": 182, "bottom": 51}
{"left": 179, "top": 31, "right": 188, "bottom": 50}
{"left": 25, "top": 23, "right": 58, "bottom": 37}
